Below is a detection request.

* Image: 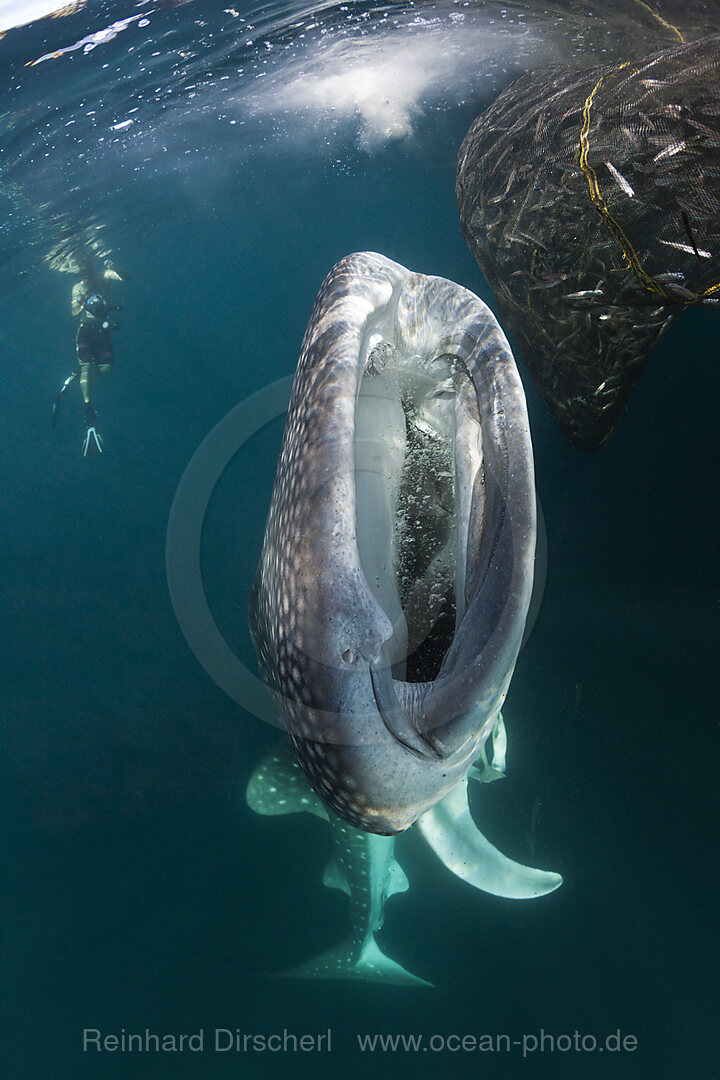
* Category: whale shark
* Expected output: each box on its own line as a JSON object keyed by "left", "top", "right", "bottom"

{"left": 247, "top": 722, "right": 561, "bottom": 985}
{"left": 250, "top": 252, "right": 536, "bottom": 835}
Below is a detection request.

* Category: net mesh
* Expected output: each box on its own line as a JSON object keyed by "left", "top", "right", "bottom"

{"left": 456, "top": 34, "right": 720, "bottom": 450}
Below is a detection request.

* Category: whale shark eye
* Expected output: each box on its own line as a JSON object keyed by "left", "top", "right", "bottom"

{"left": 341, "top": 648, "right": 358, "bottom": 664}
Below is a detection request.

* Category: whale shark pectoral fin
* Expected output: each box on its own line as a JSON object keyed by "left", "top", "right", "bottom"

{"left": 387, "top": 857, "right": 409, "bottom": 897}
{"left": 490, "top": 713, "right": 507, "bottom": 775}
{"left": 322, "top": 858, "right": 350, "bottom": 895}
{"left": 417, "top": 779, "right": 563, "bottom": 900}
{"left": 468, "top": 743, "right": 505, "bottom": 785}
{"left": 273, "top": 936, "right": 433, "bottom": 988}
{"left": 468, "top": 713, "right": 507, "bottom": 784}
{"left": 370, "top": 655, "right": 442, "bottom": 761}
{"left": 246, "top": 741, "right": 328, "bottom": 820}
{"left": 321, "top": 850, "right": 408, "bottom": 898}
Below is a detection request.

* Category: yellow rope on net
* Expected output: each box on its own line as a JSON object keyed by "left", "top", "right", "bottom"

{"left": 630, "top": 0, "right": 685, "bottom": 44}
{"left": 578, "top": 64, "right": 719, "bottom": 304}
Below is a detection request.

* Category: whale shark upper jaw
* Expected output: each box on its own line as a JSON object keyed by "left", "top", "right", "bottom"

{"left": 250, "top": 252, "right": 536, "bottom": 834}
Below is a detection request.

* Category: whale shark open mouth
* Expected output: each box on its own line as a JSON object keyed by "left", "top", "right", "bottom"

{"left": 359, "top": 346, "right": 464, "bottom": 674}
{"left": 356, "top": 342, "right": 482, "bottom": 758}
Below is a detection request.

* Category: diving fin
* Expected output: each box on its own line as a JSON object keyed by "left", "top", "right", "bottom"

{"left": 83, "top": 403, "right": 103, "bottom": 457}
{"left": 83, "top": 426, "right": 103, "bottom": 456}
{"left": 51, "top": 371, "right": 77, "bottom": 427}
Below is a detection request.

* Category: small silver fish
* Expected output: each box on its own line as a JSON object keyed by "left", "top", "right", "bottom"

{"left": 605, "top": 161, "right": 635, "bottom": 197}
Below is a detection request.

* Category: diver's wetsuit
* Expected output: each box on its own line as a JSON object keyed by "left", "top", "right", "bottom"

{"left": 72, "top": 279, "right": 114, "bottom": 374}
{"left": 70, "top": 277, "right": 118, "bottom": 456}
{"left": 52, "top": 267, "right": 125, "bottom": 456}
{"left": 76, "top": 320, "right": 114, "bottom": 368}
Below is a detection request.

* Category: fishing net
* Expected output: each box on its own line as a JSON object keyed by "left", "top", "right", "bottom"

{"left": 456, "top": 34, "right": 720, "bottom": 451}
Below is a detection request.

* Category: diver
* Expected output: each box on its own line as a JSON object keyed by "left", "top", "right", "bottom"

{"left": 51, "top": 265, "right": 125, "bottom": 456}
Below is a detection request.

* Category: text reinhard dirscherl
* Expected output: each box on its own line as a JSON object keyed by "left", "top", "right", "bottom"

{"left": 82, "top": 1029, "right": 332, "bottom": 1053}
{"left": 82, "top": 1028, "right": 638, "bottom": 1057}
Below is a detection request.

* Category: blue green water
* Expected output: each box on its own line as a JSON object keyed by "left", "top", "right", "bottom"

{"left": 1, "top": 2, "right": 718, "bottom": 1077}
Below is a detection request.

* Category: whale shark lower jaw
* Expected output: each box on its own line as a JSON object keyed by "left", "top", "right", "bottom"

{"left": 250, "top": 252, "right": 536, "bottom": 834}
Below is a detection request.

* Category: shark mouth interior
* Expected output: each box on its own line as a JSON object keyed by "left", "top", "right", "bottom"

{"left": 355, "top": 335, "right": 482, "bottom": 689}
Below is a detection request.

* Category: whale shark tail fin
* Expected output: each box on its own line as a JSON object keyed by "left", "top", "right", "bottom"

{"left": 274, "top": 936, "right": 433, "bottom": 988}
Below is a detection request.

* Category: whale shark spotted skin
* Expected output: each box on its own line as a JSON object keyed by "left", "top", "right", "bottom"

{"left": 250, "top": 252, "right": 536, "bottom": 835}
{"left": 247, "top": 734, "right": 562, "bottom": 985}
